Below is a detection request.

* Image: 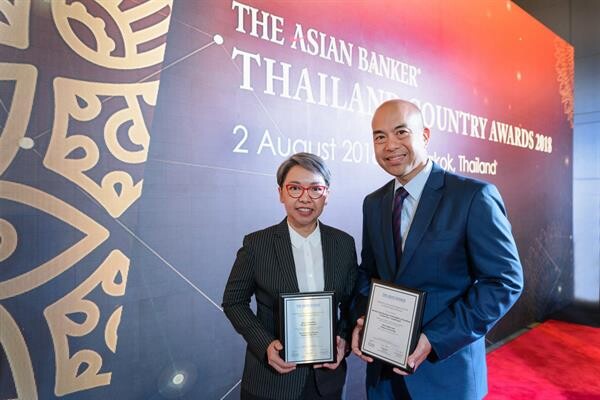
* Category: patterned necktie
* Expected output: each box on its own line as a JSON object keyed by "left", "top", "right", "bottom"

{"left": 393, "top": 187, "right": 409, "bottom": 267}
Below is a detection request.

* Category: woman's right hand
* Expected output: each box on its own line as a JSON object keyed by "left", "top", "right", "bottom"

{"left": 266, "top": 340, "right": 297, "bottom": 374}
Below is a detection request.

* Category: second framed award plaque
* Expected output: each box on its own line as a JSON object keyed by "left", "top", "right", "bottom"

{"left": 279, "top": 291, "right": 336, "bottom": 364}
{"left": 360, "top": 280, "right": 426, "bottom": 373}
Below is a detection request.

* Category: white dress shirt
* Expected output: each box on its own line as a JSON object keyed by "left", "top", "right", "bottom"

{"left": 393, "top": 160, "right": 433, "bottom": 250}
{"left": 288, "top": 223, "right": 325, "bottom": 292}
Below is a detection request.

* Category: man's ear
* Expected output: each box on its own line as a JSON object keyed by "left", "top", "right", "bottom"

{"left": 278, "top": 186, "right": 284, "bottom": 203}
{"left": 423, "top": 127, "right": 431, "bottom": 145}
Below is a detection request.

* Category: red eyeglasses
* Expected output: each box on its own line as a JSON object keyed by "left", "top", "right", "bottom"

{"left": 284, "top": 184, "right": 328, "bottom": 199}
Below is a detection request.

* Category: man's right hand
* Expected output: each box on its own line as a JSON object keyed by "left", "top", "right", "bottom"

{"left": 351, "top": 316, "right": 373, "bottom": 363}
{"left": 266, "top": 340, "right": 296, "bottom": 374}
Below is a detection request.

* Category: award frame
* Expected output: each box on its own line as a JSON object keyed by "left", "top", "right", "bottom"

{"left": 278, "top": 291, "right": 336, "bottom": 365}
{"left": 360, "top": 280, "right": 426, "bottom": 373}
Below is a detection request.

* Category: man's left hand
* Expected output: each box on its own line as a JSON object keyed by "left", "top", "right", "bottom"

{"left": 314, "top": 336, "right": 347, "bottom": 370}
{"left": 393, "top": 333, "right": 431, "bottom": 376}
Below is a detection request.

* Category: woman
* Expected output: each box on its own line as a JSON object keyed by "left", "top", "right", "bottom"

{"left": 222, "top": 153, "right": 358, "bottom": 400}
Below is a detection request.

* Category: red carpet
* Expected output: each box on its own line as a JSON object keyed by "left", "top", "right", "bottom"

{"left": 487, "top": 320, "right": 600, "bottom": 399}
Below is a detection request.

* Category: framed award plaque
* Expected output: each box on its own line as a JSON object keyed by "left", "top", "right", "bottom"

{"left": 279, "top": 291, "right": 336, "bottom": 364}
{"left": 360, "top": 280, "right": 426, "bottom": 373}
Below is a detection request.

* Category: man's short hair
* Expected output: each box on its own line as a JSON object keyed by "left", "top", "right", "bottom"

{"left": 276, "top": 152, "right": 331, "bottom": 187}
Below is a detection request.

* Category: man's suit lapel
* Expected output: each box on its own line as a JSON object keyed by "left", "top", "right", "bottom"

{"left": 274, "top": 219, "right": 300, "bottom": 293}
{"left": 396, "top": 163, "right": 445, "bottom": 279}
{"left": 320, "top": 223, "right": 335, "bottom": 291}
{"left": 380, "top": 180, "right": 397, "bottom": 281}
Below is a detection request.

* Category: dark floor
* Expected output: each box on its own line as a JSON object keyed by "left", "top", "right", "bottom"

{"left": 548, "top": 301, "right": 600, "bottom": 327}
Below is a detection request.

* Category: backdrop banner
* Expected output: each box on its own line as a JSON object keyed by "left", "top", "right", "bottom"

{"left": 0, "top": 1, "right": 573, "bottom": 398}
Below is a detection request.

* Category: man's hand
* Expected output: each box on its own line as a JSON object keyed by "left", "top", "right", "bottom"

{"left": 351, "top": 316, "right": 373, "bottom": 363}
{"left": 315, "top": 336, "right": 347, "bottom": 370}
{"left": 393, "top": 333, "right": 431, "bottom": 375}
{"left": 266, "top": 340, "right": 296, "bottom": 374}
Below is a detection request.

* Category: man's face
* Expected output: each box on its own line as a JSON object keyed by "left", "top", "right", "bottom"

{"left": 279, "top": 165, "right": 328, "bottom": 235}
{"left": 371, "top": 101, "right": 430, "bottom": 184}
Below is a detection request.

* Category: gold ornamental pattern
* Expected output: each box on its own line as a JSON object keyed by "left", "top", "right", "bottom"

{"left": 44, "top": 250, "right": 131, "bottom": 396}
{"left": 0, "top": 0, "right": 31, "bottom": 49}
{"left": 0, "top": 63, "right": 37, "bottom": 176}
{"left": 43, "top": 78, "right": 159, "bottom": 218}
{"left": 51, "top": 0, "right": 173, "bottom": 69}
{"left": 0, "top": 0, "right": 172, "bottom": 397}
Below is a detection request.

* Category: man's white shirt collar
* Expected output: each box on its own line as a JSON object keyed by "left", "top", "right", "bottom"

{"left": 394, "top": 159, "right": 433, "bottom": 201}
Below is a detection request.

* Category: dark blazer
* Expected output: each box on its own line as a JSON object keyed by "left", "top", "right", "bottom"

{"left": 223, "top": 219, "right": 358, "bottom": 400}
{"left": 354, "top": 162, "right": 523, "bottom": 400}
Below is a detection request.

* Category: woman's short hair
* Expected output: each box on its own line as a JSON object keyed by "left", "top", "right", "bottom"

{"left": 276, "top": 152, "right": 331, "bottom": 187}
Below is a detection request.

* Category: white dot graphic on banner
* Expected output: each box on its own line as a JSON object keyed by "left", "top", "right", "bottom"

{"left": 172, "top": 373, "right": 185, "bottom": 385}
{"left": 19, "top": 137, "right": 35, "bottom": 149}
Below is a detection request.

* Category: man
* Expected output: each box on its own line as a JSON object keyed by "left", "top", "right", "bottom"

{"left": 223, "top": 152, "right": 357, "bottom": 400}
{"left": 351, "top": 100, "right": 524, "bottom": 399}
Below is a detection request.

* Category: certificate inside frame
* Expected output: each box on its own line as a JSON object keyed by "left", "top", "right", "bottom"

{"left": 278, "top": 291, "right": 336, "bottom": 364}
{"left": 360, "top": 280, "right": 426, "bottom": 373}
